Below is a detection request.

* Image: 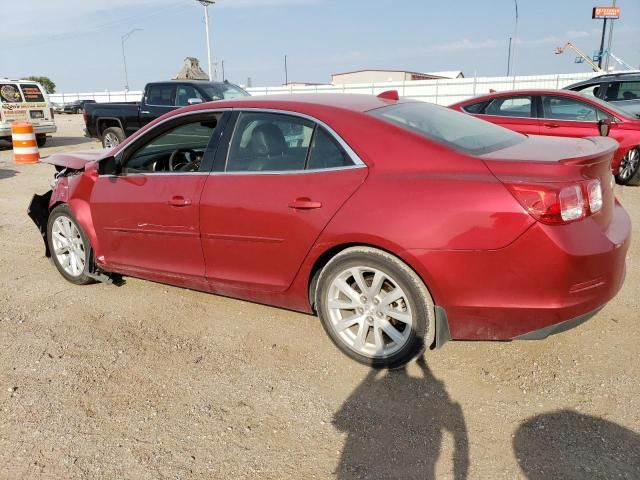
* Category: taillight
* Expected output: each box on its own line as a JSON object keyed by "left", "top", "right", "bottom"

{"left": 506, "top": 179, "right": 602, "bottom": 225}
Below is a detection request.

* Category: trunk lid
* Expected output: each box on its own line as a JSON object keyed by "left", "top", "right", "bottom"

{"left": 40, "top": 150, "right": 110, "bottom": 170}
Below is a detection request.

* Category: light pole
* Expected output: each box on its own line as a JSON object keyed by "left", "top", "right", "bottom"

{"left": 196, "top": 0, "right": 216, "bottom": 80}
{"left": 510, "top": 0, "right": 519, "bottom": 77}
{"left": 121, "top": 28, "right": 142, "bottom": 91}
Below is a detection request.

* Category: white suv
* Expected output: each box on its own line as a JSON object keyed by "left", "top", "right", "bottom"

{"left": 0, "top": 79, "right": 57, "bottom": 147}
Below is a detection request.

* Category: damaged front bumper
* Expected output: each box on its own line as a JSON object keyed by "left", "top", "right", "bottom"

{"left": 27, "top": 191, "right": 52, "bottom": 257}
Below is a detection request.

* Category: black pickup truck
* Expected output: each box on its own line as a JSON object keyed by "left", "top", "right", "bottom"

{"left": 84, "top": 80, "right": 249, "bottom": 147}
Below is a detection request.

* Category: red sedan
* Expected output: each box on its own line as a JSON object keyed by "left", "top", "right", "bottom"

{"left": 28, "top": 92, "right": 630, "bottom": 368}
{"left": 450, "top": 89, "right": 640, "bottom": 185}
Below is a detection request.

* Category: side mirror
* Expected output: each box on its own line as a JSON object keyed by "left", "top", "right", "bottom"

{"left": 187, "top": 98, "right": 204, "bottom": 105}
{"left": 97, "top": 156, "right": 120, "bottom": 175}
{"left": 598, "top": 118, "right": 612, "bottom": 137}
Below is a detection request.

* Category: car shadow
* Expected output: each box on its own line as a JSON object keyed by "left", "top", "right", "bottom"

{"left": 43, "top": 136, "right": 97, "bottom": 148}
{"left": 514, "top": 410, "right": 640, "bottom": 479}
{"left": 0, "top": 167, "right": 18, "bottom": 180}
{"left": 333, "top": 356, "right": 469, "bottom": 479}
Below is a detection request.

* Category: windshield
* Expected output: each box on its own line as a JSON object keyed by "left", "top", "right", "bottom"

{"left": 369, "top": 102, "right": 525, "bottom": 156}
{"left": 579, "top": 92, "right": 638, "bottom": 119}
{"left": 202, "top": 84, "right": 250, "bottom": 101}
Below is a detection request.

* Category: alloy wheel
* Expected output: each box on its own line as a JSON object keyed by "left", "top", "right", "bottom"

{"left": 51, "top": 216, "right": 86, "bottom": 277}
{"left": 326, "top": 266, "right": 413, "bottom": 358}
{"left": 618, "top": 148, "right": 640, "bottom": 181}
{"left": 103, "top": 133, "right": 120, "bottom": 148}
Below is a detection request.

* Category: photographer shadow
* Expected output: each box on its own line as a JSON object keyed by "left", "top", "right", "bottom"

{"left": 333, "top": 357, "right": 469, "bottom": 479}
{"left": 514, "top": 409, "right": 640, "bottom": 479}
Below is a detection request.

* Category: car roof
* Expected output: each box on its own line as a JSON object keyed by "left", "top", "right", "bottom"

{"left": 455, "top": 89, "right": 590, "bottom": 104}
{"left": 148, "top": 80, "right": 241, "bottom": 87}
{"left": 181, "top": 93, "right": 410, "bottom": 114}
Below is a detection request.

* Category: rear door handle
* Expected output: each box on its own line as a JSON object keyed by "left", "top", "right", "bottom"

{"left": 168, "top": 196, "right": 192, "bottom": 207}
{"left": 543, "top": 123, "right": 559, "bottom": 128}
{"left": 140, "top": 110, "right": 151, "bottom": 115}
{"left": 288, "top": 197, "right": 322, "bottom": 210}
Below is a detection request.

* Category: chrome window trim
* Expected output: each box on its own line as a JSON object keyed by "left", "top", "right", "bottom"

{"left": 224, "top": 108, "right": 366, "bottom": 174}
{"left": 100, "top": 172, "right": 210, "bottom": 178}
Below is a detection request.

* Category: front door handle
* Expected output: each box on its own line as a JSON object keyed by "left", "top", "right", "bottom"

{"left": 288, "top": 197, "right": 322, "bottom": 210}
{"left": 168, "top": 196, "right": 192, "bottom": 207}
{"left": 543, "top": 123, "right": 559, "bottom": 128}
{"left": 140, "top": 110, "right": 151, "bottom": 115}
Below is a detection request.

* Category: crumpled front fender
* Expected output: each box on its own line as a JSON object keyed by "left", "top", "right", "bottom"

{"left": 27, "top": 190, "right": 53, "bottom": 257}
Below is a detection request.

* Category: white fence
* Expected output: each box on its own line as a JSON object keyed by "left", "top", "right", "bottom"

{"left": 49, "top": 72, "right": 597, "bottom": 106}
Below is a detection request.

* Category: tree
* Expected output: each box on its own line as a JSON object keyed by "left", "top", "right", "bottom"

{"left": 24, "top": 76, "right": 56, "bottom": 94}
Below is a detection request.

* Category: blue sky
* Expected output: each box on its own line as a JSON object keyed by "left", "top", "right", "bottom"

{"left": 1, "top": 0, "right": 638, "bottom": 92}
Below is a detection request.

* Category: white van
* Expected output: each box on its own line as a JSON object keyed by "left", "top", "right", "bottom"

{"left": 0, "top": 79, "right": 57, "bottom": 147}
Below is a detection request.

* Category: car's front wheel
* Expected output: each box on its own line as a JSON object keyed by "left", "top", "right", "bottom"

{"left": 315, "top": 247, "right": 434, "bottom": 369}
{"left": 616, "top": 147, "right": 640, "bottom": 186}
{"left": 102, "top": 127, "right": 125, "bottom": 149}
{"left": 47, "top": 205, "right": 94, "bottom": 285}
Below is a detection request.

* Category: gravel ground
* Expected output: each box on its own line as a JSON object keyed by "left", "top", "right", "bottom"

{"left": 0, "top": 116, "right": 639, "bottom": 479}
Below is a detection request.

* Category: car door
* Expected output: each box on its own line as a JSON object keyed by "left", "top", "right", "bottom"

{"left": 200, "top": 111, "right": 368, "bottom": 292}
{"left": 90, "top": 111, "right": 227, "bottom": 283}
{"left": 474, "top": 95, "right": 540, "bottom": 135}
{"left": 140, "top": 83, "right": 177, "bottom": 128}
{"left": 539, "top": 95, "right": 601, "bottom": 138}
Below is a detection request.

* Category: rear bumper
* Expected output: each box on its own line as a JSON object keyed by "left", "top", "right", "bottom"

{"left": 0, "top": 123, "right": 56, "bottom": 137}
{"left": 407, "top": 201, "right": 631, "bottom": 341}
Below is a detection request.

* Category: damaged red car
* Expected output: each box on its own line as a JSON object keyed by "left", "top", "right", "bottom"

{"left": 29, "top": 93, "right": 631, "bottom": 368}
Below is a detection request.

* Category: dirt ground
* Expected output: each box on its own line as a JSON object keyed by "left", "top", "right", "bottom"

{"left": 1, "top": 116, "right": 639, "bottom": 479}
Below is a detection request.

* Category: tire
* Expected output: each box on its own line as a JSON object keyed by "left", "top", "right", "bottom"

{"left": 47, "top": 205, "right": 95, "bottom": 285}
{"left": 75, "top": 108, "right": 81, "bottom": 115}
{"left": 315, "top": 246, "right": 435, "bottom": 369}
{"left": 101, "top": 127, "right": 125, "bottom": 148}
{"left": 616, "top": 147, "right": 640, "bottom": 186}
{"left": 36, "top": 134, "right": 47, "bottom": 148}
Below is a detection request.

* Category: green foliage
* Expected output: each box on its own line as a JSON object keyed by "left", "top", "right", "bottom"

{"left": 24, "top": 76, "right": 56, "bottom": 94}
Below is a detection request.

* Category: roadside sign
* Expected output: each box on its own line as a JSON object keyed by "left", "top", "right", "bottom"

{"left": 592, "top": 6, "right": 620, "bottom": 19}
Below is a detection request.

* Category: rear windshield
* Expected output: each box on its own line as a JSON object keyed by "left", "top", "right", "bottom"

{"left": 0, "top": 84, "right": 23, "bottom": 103}
{"left": 202, "top": 84, "right": 250, "bottom": 101}
{"left": 579, "top": 92, "right": 638, "bottom": 119}
{"left": 368, "top": 102, "right": 525, "bottom": 156}
{"left": 20, "top": 84, "right": 45, "bottom": 102}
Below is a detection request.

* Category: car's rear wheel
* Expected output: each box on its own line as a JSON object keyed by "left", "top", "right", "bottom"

{"left": 616, "top": 147, "right": 640, "bottom": 186}
{"left": 315, "top": 247, "right": 434, "bottom": 369}
{"left": 102, "top": 127, "right": 125, "bottom": 148}
{"left": 47, "top": 205, "right": 94, "bottom": 285}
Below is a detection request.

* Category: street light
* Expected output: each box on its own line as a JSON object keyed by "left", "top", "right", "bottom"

{"left": 196, "top": 0, "right": 216, "bottom": 81}
{"left": 121, "top": 28, "right": 142, "bottom": 91}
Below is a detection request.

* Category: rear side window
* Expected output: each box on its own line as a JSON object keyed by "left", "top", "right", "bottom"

{"left": 542, "top": 96, "right": 597, "bottom": 121}
{"left": 607, "top": 81, "right": 640, "bottom": 101}
{"left": 485, "top": 96, "right": 533, "bottom": 117}
{"left": 573, "top": 83, "right": 603, "bottom": 98}
{"left": 20, "top": 84, "right": 45, "bottom": 102}
{"left": 0, "top": 84, "right": 23, "bottom": 103}
{"left": 369, "top": 102, "right": 524, "bottom": 156}
{"left": 146, "top": 85, "right": 176, "bottom": 106}
{"left": 461, "top": 101, "right": 488, "bottom": 114}
{"left": 307, "top": 128, "right": 353, "bottom": 170}
{"left": 226, "top": 112, "right": 314, "bottom": 172}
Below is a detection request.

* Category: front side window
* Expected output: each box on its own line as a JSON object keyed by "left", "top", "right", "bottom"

{"left": 202, "top": 83, "right": 250, "bottom": 100}
{"left": 175, "top": 85, "right": 204, "bottom": 107}
{"left": 146, "top": 85, "right": 176, "bottom": 106}
{"left": 369, "top": 102, "right": 525, "bottom": 156}
{"left": 484, "top": 96, "right": 533, "bottom": 117}
{"left": 226, "top": 112, "right": 314, "bottom": 172}
{"left": 542, "top": 96, "right": 598, "bottom": 121}
{"left": 125, "top": 116, "right": 219, "bottom": 173}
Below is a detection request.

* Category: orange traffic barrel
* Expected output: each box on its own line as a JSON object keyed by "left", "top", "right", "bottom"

{"left": 11, "top": 122, "right": 40, "bottom": 164}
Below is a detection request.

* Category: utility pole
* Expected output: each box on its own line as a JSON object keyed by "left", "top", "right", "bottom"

{"left": 284, "top": 55, "right": 288, "bottom": 86}
{"left": 221, "top": 60, "right": 225, "bottom": 81}
{"left": 510, "top": 0, "right": 519, "bottom": 76}
{"left": 121, "top": 28, "right": 142, "bottom": 91}
{"left": 507, "top": 37, "right": 512, "bottom": 76}
{"left": 196, "top": 0, "right": 216, "bottom": 80}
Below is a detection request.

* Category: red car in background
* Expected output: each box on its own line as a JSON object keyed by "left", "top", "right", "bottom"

{"left": 450, "top": 89, "right": 640, "bottom": 185}
{"left": 28, "top": 93, "right": 630, "bottom": 368}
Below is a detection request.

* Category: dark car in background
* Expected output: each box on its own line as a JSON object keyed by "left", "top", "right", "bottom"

{"left": 564, "top": 72, "right": 640, "bottom": 118}
{"left": 84, "top": 80, "right": 249, "bottom": 147}
{"left": 62, "top": 99, "right": 96, "bottom": 114}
